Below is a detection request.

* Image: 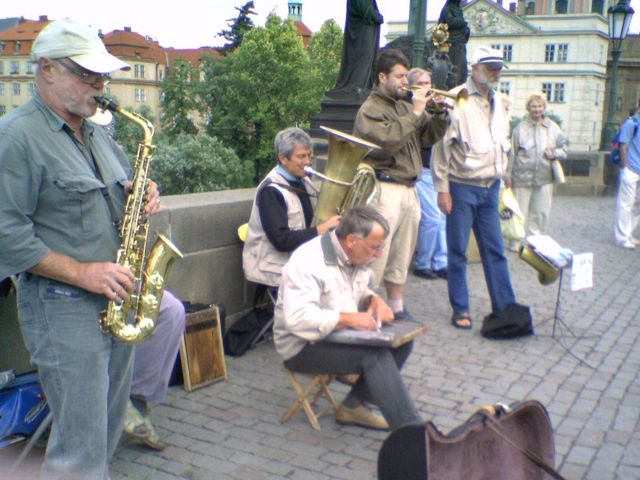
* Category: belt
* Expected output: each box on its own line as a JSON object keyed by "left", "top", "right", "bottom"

{"left": 375, "top": 171, "right": 399, "bottom": 183}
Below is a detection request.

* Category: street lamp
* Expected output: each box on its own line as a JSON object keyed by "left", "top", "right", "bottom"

{"left": 600, "top": 0, "right": 635, "bottom": 150}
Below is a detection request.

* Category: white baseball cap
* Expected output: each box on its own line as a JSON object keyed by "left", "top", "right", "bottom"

{"left": 31, "top": 19, "right": 130, "bottom": 73}
{"left": 470, "top": 46, "right": 508, "bottom": 70}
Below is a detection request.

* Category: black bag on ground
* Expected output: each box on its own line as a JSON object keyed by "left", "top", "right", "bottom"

{"left": 481, "top": 303, "right": 534, "bottom": 339}
{"left": 223, "top": 307, "right": 272, "bottom": 357}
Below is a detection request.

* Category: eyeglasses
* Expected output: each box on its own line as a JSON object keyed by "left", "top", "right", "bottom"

{"left": 354, "top": 235, "right": 385, "bottom": 252}
{"left": 55, "top": 59, "right": 111, "bottom": 86}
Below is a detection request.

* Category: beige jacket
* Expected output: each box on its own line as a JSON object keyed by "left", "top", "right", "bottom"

{"left": 274, "top": 232, "right": 375, "bottom": 361}
{"left": 242, "top": 167, "right": 315, "bottom": 287}
{"left": 431, "top": 79, "right": 511, "bottom": 193}
{"left": 509, "top": 115, "right": 568, "bottom": 187}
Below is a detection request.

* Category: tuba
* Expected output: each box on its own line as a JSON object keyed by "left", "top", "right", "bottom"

{"left": 308, "top": 126, "right": 381, "bottom": 225}
{"left": 519, "top": 245, "right": 561, "bottom": 285}
{"left": 94, "top": 96, "right": 183, "bottom": 344}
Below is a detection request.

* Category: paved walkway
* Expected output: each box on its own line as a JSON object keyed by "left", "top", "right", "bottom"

{"left": 7, "top": 195, "right": 640, "bottom": 479}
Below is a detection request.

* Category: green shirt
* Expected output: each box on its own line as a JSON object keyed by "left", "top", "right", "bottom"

{"left": 0, "top": 93, "right": 131, "bottom": 279}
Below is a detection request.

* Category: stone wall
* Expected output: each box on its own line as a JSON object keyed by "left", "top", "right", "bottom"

{"left": 149, "top": 188, "right": 256, "bottom": 326}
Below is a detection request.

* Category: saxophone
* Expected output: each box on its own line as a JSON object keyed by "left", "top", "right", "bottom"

{"left": 94, "top": 96, "right": 183, "bottom": 344}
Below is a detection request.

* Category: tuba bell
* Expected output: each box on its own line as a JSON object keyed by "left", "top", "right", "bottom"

{"left": 308, "top": 126, "right": 381, "bottom": 226}
{"left": 519, "top": 245, "right": 561, "bottom": 285}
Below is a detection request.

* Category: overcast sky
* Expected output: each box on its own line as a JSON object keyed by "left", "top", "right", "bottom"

{"left": 4, "top": 0, "right": 640, "bottom": 49}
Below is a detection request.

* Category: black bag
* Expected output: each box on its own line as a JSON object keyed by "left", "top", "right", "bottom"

{"left": 481, "top": 303, "right": 534, "bottom": 339}
{"left": 223, "top": 307, "right": 272, "bottom": 357}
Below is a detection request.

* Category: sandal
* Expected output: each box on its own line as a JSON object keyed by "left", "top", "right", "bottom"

{"left": 451, "top": 311, "right": 472, "bottom": 330}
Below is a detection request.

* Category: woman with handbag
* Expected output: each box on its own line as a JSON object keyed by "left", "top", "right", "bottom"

{"left": 508, "top": 93, "right": 568, "bottom": 250}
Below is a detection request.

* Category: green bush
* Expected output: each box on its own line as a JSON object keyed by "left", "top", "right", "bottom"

{"left": 151, "top": 132, "right": 253, "bottom": 195}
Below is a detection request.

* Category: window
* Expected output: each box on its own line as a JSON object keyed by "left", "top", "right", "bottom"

{"left": 14, "top": 41, "right": 21, "bottom": 54}
{"left": 28, "top": 83, "right": 36, "bottom": 96}
{"left": 555, "top": 0, "right": 568, "bottom": 14}
{"left": 0, "top": 105, "right": 5, "bottom": 116}
{"left": 12, "top": 83, "right": 20, "bottom": 96}
{"left": 10, "top": 61, "right": 19, "bottom": 74}
{"left": 499, "top": 81, "right": 511, "bottom": 96}
{"left": 0, "top": 41, "right": 4, "bottom": 54}
{"left": 134, "top": 88, "right": 147, "bottom": 102}
{"left": 26, "top": 62, "right": 33, "bottom": 74}
{"left": 542, "top": 82, "right": 565, "bottom": 103}
{"left": 545, "top": 44, "right": 568, "bottom": 63}
{"left": 544, "top": 45, "right": 555, "bottom": 63}
{"left": 491, "top": 44, "right": 513, "bottom": 62}
{"left": 557, "top": 44, "right": 569, "bottom": 63}
{"left": 0, "top": 83, "right": 4, "bottom": 96}
{"left": 525, "top": 1, "right": 535, "bottom": 14}
{"left": 592, "top": 0, "right": 605, "bottom": 14}
{"left": 0, "top": 62, "right": 3, "bottom": 74}
{"left": 134, "top": 64, "right": 145, "bottom": 78}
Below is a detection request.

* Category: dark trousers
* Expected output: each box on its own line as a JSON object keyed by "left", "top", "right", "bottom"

{"left": 284, "top": 341, "right": 421, "bottom": 429}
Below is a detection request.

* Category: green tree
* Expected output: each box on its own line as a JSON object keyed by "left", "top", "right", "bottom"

{"left": 151, "top": 132, "right": 253, "bottom": 194}
{"left": 218, "top": 1, "right": 257, "bottom": 53}
{"left": 204, "top": 14, "right": 320, "bottom": 182}
{"left": 307, "top": 19, "right": 343, "bottom": 99}
{"left": 112, "top": 103, "right": 156, "bottom": 157}
{"left": 161, "top": 58, "right": 199, "bottom": 136}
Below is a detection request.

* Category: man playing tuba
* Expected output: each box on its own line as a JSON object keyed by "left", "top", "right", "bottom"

{"left": 242, "top": 128, "right": 341, "bottom": 290}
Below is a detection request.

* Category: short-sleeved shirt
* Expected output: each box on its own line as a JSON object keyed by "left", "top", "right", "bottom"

{"left": 619, "top": 114, "right": 640, "bottom": 173}
{"left": 0, "top": 93, "right": 131, "bottom": 279}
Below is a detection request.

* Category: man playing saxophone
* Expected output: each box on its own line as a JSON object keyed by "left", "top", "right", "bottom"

{"left": 0, "top": 19, "right": 161, "bottom": 478}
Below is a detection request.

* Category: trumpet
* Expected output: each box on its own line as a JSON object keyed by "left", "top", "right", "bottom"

{"left": 404, "top": 87, "right": 469, "bottom": 111}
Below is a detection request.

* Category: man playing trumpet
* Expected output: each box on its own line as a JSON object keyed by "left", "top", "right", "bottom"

{"left": 353, "top": 48, "right": 449, "bottom": 321}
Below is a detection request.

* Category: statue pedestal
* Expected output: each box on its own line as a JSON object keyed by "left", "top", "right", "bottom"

{"left": 309, "top": 91, "right": 369, "bottom": 141}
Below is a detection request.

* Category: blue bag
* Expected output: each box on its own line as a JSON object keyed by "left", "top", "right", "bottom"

{"left": 0, "top": 372, "right": 49, "bottom": 448}
{"left": 611, "top": 117, "right": 639, "bottom": 165}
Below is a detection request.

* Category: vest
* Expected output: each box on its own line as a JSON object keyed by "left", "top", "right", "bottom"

{"left": 242, "top": 167, "right": 316, "bottom": 287}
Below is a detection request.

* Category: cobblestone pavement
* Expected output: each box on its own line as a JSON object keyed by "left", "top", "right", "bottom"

{"left": 7, "top": 195, "right": 640, "bottom": 479}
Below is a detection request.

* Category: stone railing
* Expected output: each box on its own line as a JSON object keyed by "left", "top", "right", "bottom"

{"left": 150, "top": 188, "right": 256, "bottom": 327}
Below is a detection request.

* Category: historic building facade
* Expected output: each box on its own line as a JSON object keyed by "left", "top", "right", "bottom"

{"left": 387, "top": 0, "right": 619, "bottom": 151}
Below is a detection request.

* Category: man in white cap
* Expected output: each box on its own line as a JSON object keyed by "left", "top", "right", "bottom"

{"left": 431, "top": 46, "right": 522, "bottom": 330}
{"left": 0, "top": 19, "right": 161, "bottom": 478}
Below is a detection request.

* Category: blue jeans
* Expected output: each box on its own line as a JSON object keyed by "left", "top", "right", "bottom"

{"left": 17, "top": 275, "right": 133, "bottom": 480}
{"left": 446, "top": 181, "right": 516, "bottom": 314}
{"left": 414, "top": 169, "right": 447, "bottom": 271}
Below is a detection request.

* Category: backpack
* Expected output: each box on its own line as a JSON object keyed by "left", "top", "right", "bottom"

{"left": 0, "top": 372, "right": 50, "bottom": 448}
{"left": 610, "top": 116, "right": 639, "bottom": 165}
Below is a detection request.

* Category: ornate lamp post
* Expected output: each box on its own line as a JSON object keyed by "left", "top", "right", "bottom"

{"left": 600, "top": 0, "right": 635, "bottom": 150}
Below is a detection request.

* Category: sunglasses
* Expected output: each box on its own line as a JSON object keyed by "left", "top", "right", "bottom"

{"left": 55, "top": 59, "right": 111, "bottom": 86}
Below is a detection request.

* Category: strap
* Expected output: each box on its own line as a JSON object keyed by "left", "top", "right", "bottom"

{"left": 482, "top": 414, "right": 567, "bottom": 480}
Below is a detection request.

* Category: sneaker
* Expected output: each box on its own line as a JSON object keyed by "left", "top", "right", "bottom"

{"left": 414, "top": 268, "right": 437, "bottom": 280}
{"left": 139, "top": 416, "right": 168, "bottom": 451}
{"left": 394, "top": 309, "right": 415, "bottom": 322}
{"left": 124, "top": 400, "right": 149, "bottom": 438}
{"left": 617, "top": 241, "right": 636, "bottom": 249}
{"left": 335, "top": 405, "right": 389, "bottom": 430}
{"left": 433, "top": 268, "right": 448, "bottom": 280}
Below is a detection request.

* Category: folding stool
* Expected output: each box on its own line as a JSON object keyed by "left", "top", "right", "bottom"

{"left": 280, "top": 370, "right": 338, "bottom": 431}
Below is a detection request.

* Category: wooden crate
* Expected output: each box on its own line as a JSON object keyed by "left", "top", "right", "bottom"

{"left": 179, "top": 305, "right": 227, "bottom": 391}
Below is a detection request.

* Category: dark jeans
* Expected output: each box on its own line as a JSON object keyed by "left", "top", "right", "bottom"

{"left": 446, "top": 180, "right": 516, "bottom": 314}
{"left": 284, "top": 341, "right": 421, "bottom": 429}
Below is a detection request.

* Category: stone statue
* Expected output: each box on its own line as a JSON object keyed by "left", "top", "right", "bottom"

{"left": 439, "top": 0, "right": 470, "bottom": 89}
{"left": 329, "top": 0, "right": 384, "bottom": 100}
